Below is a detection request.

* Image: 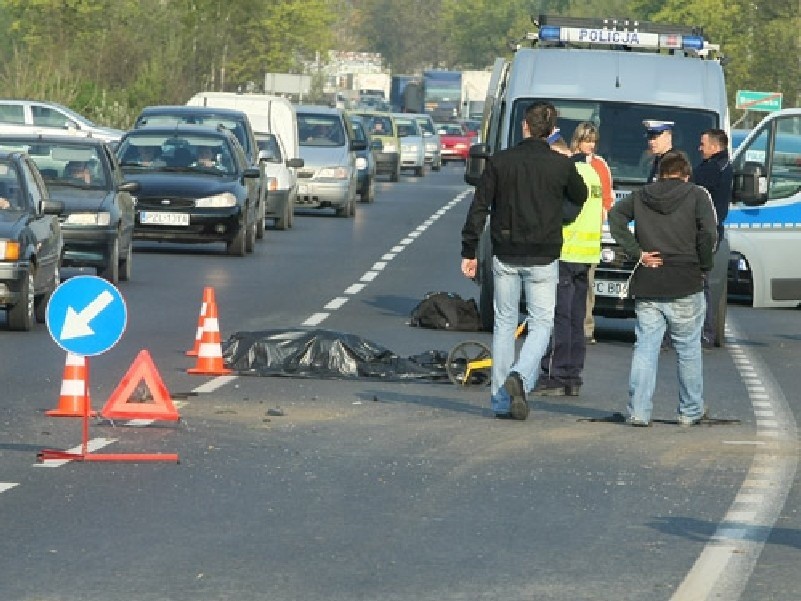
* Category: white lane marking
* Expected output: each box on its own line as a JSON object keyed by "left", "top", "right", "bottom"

{"left": 381, "top": 253, "right": 396, "bottom": 261}
{"left": 360, "top": 271, "right": 379, "bottom": 282}
{"left": 325, "top": 297, "right": 349, "bottom": 310}
{"left": 345, "top": 283, "right": 365, "bottom": 295}
{"left": 671, "top": 321, "right": 798, "bottom": 601}
{"left": 0, "top": 483, "right": 19, "bottom": 494}
{"left": 302, "top": 312, "right": 329, "bottom": 327}
{"left": 34, "top": 437, "right": 118, "bottom": 468}
{"left": 193, "top": 375, "right": 238, "bottom": 394}
{"left": 371, "top": 261, "right": 387, "bottom": 271}
{"left": 722, "top": 440, "right": 767, "bottom": 446}
{"left": 114, "top": 401, "right": 189, "bottom": 428}
{"left": 391, "top": 245, "right": 405, "bottom": 252}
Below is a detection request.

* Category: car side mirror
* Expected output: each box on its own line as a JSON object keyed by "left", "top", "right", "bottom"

{"left": 733, "top": 161, "right": 768, "bottom": 206}
{"left": 243, "top": 167, "right": 261, "bottom": 179}
{"left": 350, "top": 139, "right": 367, "bottom": 152}
{"left": 286, "top": 158, "right": 304, "bottom": 168}
{"left": 258, "top": 149, "right": 278, "bottom": 163}
{"left": 464, "top": 143, "right": 489, "bottom": 186}
{"left": 41, "top": 199, "right": 65, "bottom": 215}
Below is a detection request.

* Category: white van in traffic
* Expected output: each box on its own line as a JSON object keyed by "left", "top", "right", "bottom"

{"left": 186, "top": 92, "right": 304, "bottom": 230}
{"left": 465, "top": 15, "right": 730, "bottom": 344}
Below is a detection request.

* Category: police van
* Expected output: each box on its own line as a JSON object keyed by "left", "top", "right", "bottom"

{"left": 465, "top": 15, "right": 730, "bottom": 345}
{"left": 728, "top": 108, "right": 801, "bottom": 308}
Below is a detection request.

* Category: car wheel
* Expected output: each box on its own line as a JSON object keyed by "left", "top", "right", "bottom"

{"left": 415, "top": 165, "right": 424, "bottom": 177}
{"left": 288, "top": 197, "right": 295, "bottom": 228}
{"left": 99, "top": 237, "right": 120, "bottom": 284}
{"left": 245, "top": 218, "right": 256, "bottom": 253}
{"left": 390, "top": 167, "right": 399, "bottom": 182}
{"left": 432, "top": 159, "right": 441, "bottom": 172}
{"left": 8, "top": 268, "right": 35, "bottom": 331}
{"left": 227, "top": 223, "right": 247, "bottom": 257}
{"left": 119, "top": 240, "right": 133, "bottom": 282}
{"left": 275, "top": 199, "right": 289, "bottom": 230}
{"left": 362, "top": 178, "right": 375, "bottom": 203}
{"left": 35, "top": 266, "right": 59, "bottom": 324}
{"left": 256, "top": 200, "right": 266, "bottom": 239}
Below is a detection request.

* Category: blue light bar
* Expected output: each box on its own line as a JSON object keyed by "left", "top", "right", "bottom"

{"left": 539, "top": 25, "right": 562, "bottom": 42}
{"left": 682, "top": 35, "right": 705, "bottom": 51}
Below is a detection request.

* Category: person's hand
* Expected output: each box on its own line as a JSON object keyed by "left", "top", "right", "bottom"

{"left": 640, "top": 250, "right": 662, "bottom": 268}
{"left": 461, "top": 258, "right": 477, "bottom": 278}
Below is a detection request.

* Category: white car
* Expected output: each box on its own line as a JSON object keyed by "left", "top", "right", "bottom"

{"left": 0, "top": 99, "right": 124, "bottom": 143}
{"left": 393, "top": 114, "right": 425, "bottom": 177}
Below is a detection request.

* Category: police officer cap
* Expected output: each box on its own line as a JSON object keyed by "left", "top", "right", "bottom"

{"left": 642, "top": 120, "right": 675, "bottom": 133}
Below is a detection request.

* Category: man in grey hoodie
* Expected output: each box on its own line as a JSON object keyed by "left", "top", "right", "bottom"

{"left": 608, "top": 150, "right": 718, "bottom": 427}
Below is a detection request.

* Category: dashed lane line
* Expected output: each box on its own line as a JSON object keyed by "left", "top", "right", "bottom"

{"left": 671, "top": 320, "right": 799, "bottom": 601}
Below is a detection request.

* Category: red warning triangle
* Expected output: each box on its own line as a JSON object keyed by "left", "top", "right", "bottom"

{"left": 101, "top": 350, "right": 180, "bottom": 421}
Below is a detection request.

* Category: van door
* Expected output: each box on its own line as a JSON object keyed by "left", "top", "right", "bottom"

{"left": 729, "top": 112, "right": 801, "bottom": 307}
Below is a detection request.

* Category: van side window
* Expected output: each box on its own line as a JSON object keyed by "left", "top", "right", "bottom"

{"left": 769, "top": 116, "right": 801, "bottom": 200}
{"left": 32, "top": 105, "right": 69, "bottom": 127}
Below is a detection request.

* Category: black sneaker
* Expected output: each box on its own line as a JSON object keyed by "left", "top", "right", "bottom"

{"left": 504, "top": 372, "right": 529, "bottom": 421}
{"left": 533, "top": 378, "right": 566, "bottom": 396}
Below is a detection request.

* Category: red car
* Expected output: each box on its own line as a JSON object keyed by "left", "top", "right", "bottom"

{"left": 437, "top": 122, "right": 475, "bottom": 164}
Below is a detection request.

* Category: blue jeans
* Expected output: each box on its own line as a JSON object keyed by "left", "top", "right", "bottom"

{"left": 490, "top": 256, "right": 557, "bottom": 414}
{"left": 628, "top": 292, "right": 705, "bottom": 422}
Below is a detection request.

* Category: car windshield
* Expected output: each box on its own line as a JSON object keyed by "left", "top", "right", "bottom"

{"left": 349, "top": 119, "right": 368, "bottom": 143}
{"left": 358, "top": 115, "right": 392, "bottom": 136}
{"left": 297, "top": 114, "right": 346, "bottom": 147}
{"left": 438, "top": 123, "right": 465, "bottom": 136}
{"left": 416, "top": 118, "right": 435, "bottom": 135}
{"left": 0, "top": 160, "right": 24, "bottom": 209}
{"left": 509, "top": 99, "right": 718, "bottom": 183}
{"left": 395, "top": 119, "right": 420, "bottom": 137}
{"left": 256, "top": 134, "right": 282, "bottom": 163}
{"left": 136, "top": 113, "right": 250, "bottom": 156}
{"left": 117, "top": 133, "right": 236, "bottom": 176}
{"left": 0, "top": 141, "right": 108, "bottom": 188}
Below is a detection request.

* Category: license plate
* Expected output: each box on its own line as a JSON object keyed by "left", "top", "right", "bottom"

{"left": 140, "top": 211, "right": 190, "bottom": 226}
{"left": 298, "top": 184, "right": 308, "bottom": 195}
{"left": 594, "top": 279, "right": 629, "bottom": 298}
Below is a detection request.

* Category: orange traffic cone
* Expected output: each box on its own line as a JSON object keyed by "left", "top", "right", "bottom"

{"left": 186, "top": 287, "right": 215, "bottom": 356}
{"left": 46, "top": 353, "right": 97, "bottom": 417}
{"left": 187, "top": 296, "right": 232, "bottom": 375}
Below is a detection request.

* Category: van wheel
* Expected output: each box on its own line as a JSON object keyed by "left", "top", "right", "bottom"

{"left": 119, "top": 241, "right": 133, "bottom": 282}
{"left": 275, "top": 200, "right": 289, "bottom": 230}
{"left": 415, "top": 166, "right": 424, "bottom": 177}
{"left": 390, "top": 167, "right": 399, "bottom": 182}
{"left": 256, "top": 201, "right": 266, "bottom": 239}
{"left": 8, "top": 269, "right": 35, "bottom": 331}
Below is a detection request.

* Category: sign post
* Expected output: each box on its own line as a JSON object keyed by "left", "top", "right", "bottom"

{"left": 39, "top": 275, "right": 178, "bottom": 463}
{"left": 736, "top": 90, "right": 783, "bottom": 112}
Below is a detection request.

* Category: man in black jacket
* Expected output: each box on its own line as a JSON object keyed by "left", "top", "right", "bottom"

{"left": 460, "top": 101, "right": 587, "bottom": 420}
{"left": 694, "top": 128, "right": 732, "bottom": 347}
{"left": 609, "top": 150, "right": 718, "bottom": 427}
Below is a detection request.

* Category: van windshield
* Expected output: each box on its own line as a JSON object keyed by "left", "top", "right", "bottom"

{"left": 509, "top": 100, "right": 718, "bottom": 183}
{"left": 297, "top": 114, "right": 346, "bottom": 147}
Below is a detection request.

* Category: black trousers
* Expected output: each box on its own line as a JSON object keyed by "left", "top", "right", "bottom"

{"left": 540, "top": 262, "right": 590, "bottom": 386}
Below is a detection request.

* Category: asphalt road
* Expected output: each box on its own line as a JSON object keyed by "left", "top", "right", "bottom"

{"left": 0, "top": 165, "right": 798, "bottom": 601}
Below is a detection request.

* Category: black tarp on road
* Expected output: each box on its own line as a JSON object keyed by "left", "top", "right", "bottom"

{"left": 222, "top": 328, "right": 449, "bottom": 381}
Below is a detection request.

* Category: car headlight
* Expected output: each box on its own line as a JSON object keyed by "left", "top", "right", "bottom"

{"left": 0, "top": 240, "right": 20, "bottom": 261}
{"left": 64, "top": 212, "right": 111, "bottom": 226}
{"left": 383, "top": 143, "right": 397, "bottom": 153}
{"left": 195, "top": 192, "right": 236, "bottom": 207}
{"left": 355, "top": 157, "right": 367, "bottom": 170}
{"left": 402, "top": 144, "right": 419, "bottom": 152}
{"left": 317, "top": 166, "right": 349, "bottom": 179}
{"left": 425, "top": 142, "right": 438, "bottom": 151}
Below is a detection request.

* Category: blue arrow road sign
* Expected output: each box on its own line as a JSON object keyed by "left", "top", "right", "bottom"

{"left": 46, "top": 275, "right": 127, "bottom": 356}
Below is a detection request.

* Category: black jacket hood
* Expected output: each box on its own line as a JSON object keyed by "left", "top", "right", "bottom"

{"left": 639, "top": 178, "right": 690, "bottom": 215}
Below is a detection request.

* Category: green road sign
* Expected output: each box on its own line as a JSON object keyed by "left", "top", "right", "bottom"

{"left": 736, "top": 90, "right": 783, "bottom": 112}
